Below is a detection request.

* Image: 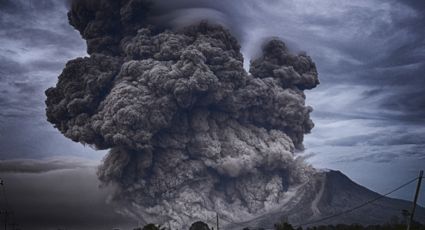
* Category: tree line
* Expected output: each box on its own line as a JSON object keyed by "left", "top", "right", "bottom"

{"left": 128, "top": 219, "right": 425, "bottom": 230}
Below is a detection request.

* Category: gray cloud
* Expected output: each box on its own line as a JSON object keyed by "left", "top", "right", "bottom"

{"left": 0, "top": 0, "right": 86, "bottom": 118}
{"left": 0, "top": 157, "right": 97, "bottom": 173}
{"left": 0, "top": 0, "right": 96, "bottom": 160}
{"left": 324, "top": 130, "right": 425, "bottom": 147}
{"left": 46, "top": 0, "right": 320, "bottom": 226}
{"left": 150, "top": 0, "right": 425, "bottom": 123}
{"left": 1, "top": 0, "right": 423, "bottom": 158}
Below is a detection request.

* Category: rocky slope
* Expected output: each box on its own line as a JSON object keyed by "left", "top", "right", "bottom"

{"left": 226, "top": 170, "right": 425, "bottom": 229}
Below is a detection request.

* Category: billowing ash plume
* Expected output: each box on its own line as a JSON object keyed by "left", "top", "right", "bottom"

{"left": 46, "top": 0, "right": 319, "bottom": 227}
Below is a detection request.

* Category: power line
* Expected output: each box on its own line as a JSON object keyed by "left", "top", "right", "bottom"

{"left": 407, "top": 170, "right": 423, "bottom": 230}
{"left": 295, "top": 176, "right": 420, "bottom": 228}
{"left": 0, "top": 174, "right": 420, "bottom": 230}
{"left": 228, "top": 176, "right": 421, "bottom": 230}
{"left": 230, "top": 174, "right": 419, "bottom": 230}
{"left": 203, "top": 214, "right": 218, "bottom": 229}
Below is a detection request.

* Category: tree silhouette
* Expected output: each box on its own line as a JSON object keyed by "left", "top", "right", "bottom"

{"left": 189, "top": 221, "right": 211, "bottom": 230}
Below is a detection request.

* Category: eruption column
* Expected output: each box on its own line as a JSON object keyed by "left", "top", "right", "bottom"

{"left": 46, "top": 0, "right": 319, "bottom": 227}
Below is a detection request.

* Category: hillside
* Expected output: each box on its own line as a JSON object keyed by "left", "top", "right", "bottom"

{"left": 227, "top": 170, "right": 425, "bottom": 229}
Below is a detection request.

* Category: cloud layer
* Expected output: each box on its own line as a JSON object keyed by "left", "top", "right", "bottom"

{"left": 0, "top": 0, "right": 104, "bottom": 159}
{"left": 0, "top": 157, "right": 97, "bottom": 173}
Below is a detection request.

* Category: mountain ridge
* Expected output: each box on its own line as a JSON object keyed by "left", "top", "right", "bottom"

{"left": 226, "top": 170, "right": 425, "bottom": 229}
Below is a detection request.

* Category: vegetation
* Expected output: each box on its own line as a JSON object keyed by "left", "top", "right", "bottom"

{"left": 130, "top": 220, "right": 425, "bottom": 230}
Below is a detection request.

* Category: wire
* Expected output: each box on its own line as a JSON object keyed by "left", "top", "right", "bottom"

{"left": 295, "top": 176, "right": 419, "bottom": 228}
{"left": 227, "top": 176, "right": 420, "bottom": 230}
{"left": 204, "top": 214, "right": 218, "bottom": 229}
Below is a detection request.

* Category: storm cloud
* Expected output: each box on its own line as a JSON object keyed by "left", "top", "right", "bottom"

{"left": 0, "top": 0, "right": 102, "bottom": 160}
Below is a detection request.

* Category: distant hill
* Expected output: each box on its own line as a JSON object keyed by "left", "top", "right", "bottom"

{"left": 227, "top": 170, "right": 425, "bottom": 229}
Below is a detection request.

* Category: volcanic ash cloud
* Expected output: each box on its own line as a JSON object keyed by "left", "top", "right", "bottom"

{"left": 45, "top": 0, "right": 319, "bottom": 227}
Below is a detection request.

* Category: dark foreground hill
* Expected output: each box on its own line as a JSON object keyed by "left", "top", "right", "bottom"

{"left": 227, "top": 170, "right": 425, "bottom": 229}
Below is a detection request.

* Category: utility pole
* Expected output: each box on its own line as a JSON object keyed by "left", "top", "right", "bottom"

{"left": 0, "top": 210, "right": 9, "bottom": 230}
{"left": 8, "top": 222, "right": 18, "bottom": 230}
{"left": 216, "top": 212, "right": 219, "bottom": 230}
{"left": 0, "top": 178, "right": 9, "bottom": 230}
{"left": 407, "top": 170, "right": 423, "bottom": 230}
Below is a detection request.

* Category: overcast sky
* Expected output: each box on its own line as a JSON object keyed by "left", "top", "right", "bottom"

{"left": 0, "top": 0, "right": 424, "bottom": 229}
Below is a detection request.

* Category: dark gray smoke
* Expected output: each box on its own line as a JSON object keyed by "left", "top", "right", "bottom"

{"left": 46, "top": 0, "right": 319, "bottom": 227}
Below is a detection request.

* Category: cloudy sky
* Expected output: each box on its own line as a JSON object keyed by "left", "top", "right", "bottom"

{"left": 0, "top": 0, "right": 424, "bottom": 229}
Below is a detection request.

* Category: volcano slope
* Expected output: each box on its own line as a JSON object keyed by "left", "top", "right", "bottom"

{"left": 227, "top": 170, "right": 425, "bottom": 229}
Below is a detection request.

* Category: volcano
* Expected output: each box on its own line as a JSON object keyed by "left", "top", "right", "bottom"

{"left": 226, "top": 170, "right": 425, "bottom": 229}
